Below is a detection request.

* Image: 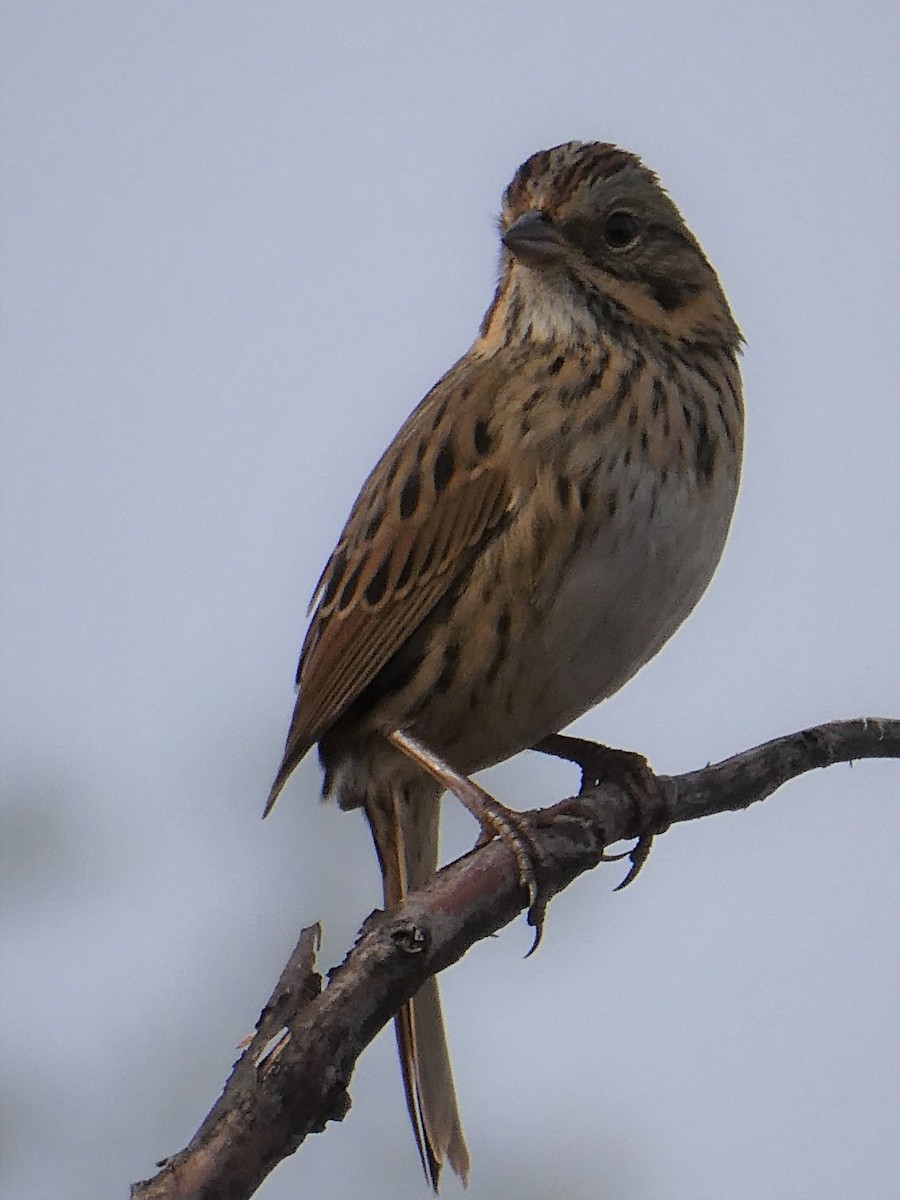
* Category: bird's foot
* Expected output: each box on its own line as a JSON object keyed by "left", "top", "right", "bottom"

{"left": 390, "top": 729, "right": 546, "bottom": 952}
{"left": 533, "top": 733, "right": 669, "bottom": 889}
{"left": 470, "top": 796, "right": 547, "bottom": 953}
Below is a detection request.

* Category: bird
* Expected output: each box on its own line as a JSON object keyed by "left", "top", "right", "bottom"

{"left": 265, "top": 140, "right": 744, "bottom": 1190}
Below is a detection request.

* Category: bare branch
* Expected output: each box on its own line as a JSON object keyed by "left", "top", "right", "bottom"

{"left": 131, "top": 717, "right": 898, "bottom": 1200}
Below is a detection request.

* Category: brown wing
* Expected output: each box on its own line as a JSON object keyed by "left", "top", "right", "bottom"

{"left": 265, "top": 356, "right": 513, "bottom": 812}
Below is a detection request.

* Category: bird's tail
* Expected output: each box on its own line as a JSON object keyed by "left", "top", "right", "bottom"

{"left": 365, "top": 786, "right": 470, "bottom": 1191}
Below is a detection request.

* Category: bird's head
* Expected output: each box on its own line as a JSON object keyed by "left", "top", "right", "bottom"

{"left": 486, "top": 141, "right": 741, "bottom": 351}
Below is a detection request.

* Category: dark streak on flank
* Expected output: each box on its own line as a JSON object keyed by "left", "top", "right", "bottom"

{"left": 604, "top": 351, "right": 645, "bottom": 424}
{"left": 651, "top": 375, "right": 668, "bottom": 417}
{"left": 434, "top": 641, "right": 460, "bottom": 695}
{"left": 431, "top": 399, "right": 448, "bottom": 430}
{"left": 557, "top": 476, "right": 573, "bottom": 509}
{"left": 722, "top": 367, "right": 742, "bottom": 413}
{"left": 399, "top": 468, "right": 421, "bottom": 519}
{"left": 474, "top": 418, "right": 492, "bottom": 455}
{"left": 716, "top": 398, "right": 737, "bottom": 450}
{"left": 434, "top": 441, "right": 455, "bottom": 493}
{"left": 578, "top": 364, "right": 608, "bottom": 398}
{"left": 694, "top": 417, "right": 717, "bottom": 483}
{"left": 531, "top": 517, "right": 549, "bottom": 567}
{"left": 485, "top": 607, "right": 511, "bottom": 685}
{"left": 383, "top": 458, "right": 399, "bottom": 489}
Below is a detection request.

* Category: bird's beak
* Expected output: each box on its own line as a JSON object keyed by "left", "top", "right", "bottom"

{"left": 501, "top": 211, "right": 568, "bottom": 264}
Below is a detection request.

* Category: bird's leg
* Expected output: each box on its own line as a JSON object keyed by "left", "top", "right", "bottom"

{"left": 532, "top": 733, "right": 670, "bottom": 889}
{"left": 389, "top": 729, "right": 546, "bottom": 949}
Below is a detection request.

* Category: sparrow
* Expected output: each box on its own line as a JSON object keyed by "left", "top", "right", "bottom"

{"left": 266, "top": 140, "right": 743, "bottom": 1189}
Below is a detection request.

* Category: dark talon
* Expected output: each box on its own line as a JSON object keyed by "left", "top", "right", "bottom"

{"left": 533, "top": 733, "right": 669, "bottom": 889}
{"left": 524, "top": 895, "right": 546, "bottom": 957}
{"left": 469, "top": 805, "right": 545, "bottom": 954}
{"left": 476, "top": 809, "right": 545, "bottom": 954}
{"left": 613, "top": 832, "right": 654, "bottom": 890}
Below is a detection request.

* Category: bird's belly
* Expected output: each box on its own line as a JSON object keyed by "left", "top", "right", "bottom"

{"left": 540, "top": 507, "right": 721, "bottom": 717}
{"left": 435, "top": 464, "right": 736, "bottom": 772}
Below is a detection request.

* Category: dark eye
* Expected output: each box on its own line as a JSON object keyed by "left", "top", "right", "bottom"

{"left": 603, "top": 211, "right": 640, "bottom": 249}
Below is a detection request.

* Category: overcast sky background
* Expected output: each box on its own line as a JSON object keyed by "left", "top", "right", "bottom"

{"left": 2, "top": 4, "right": 898, "bottom": 1199}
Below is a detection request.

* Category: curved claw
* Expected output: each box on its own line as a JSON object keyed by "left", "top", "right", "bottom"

{"left": 524, "top": 895, "right": 546, "bottom": 957}
{"left": 613, "top": 832, "right": 655, "bottom": 890}
{"left": 476, "top": 806, "right": 545, "bottom": 955}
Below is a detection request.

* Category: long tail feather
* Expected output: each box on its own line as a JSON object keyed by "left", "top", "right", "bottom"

{"left": 366, "top": 787, "right": 469, "bottom": 1191}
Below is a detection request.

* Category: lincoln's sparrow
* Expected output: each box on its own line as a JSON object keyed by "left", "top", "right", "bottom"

{"left": 266, "top": 141, "right": 743, "bottom": 1189}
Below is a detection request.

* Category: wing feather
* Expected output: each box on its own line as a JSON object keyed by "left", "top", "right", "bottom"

{"left": 265, "top": 360, "right": 513, "bottom": 811}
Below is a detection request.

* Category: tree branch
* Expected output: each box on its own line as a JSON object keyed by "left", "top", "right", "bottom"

{"left": 132, "top": 717, "right": 898, "bottom": 1200}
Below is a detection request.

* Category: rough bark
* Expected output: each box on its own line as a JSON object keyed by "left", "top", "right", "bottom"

{"left": 131, "top": 717, "right": 898, "bottom": 1200}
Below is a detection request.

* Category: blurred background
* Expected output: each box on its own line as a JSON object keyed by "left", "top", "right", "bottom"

{"left": 1, "top": 4, "right": 898, "bottom": 1198}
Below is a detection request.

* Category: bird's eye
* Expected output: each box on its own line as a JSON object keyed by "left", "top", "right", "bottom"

{"left": 602, "top": 211, "right": 641, "bottom": 249}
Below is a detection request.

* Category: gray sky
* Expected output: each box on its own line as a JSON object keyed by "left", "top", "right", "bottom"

{"left": 2, "top": 4, "right": 898, "bottom": 1199}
